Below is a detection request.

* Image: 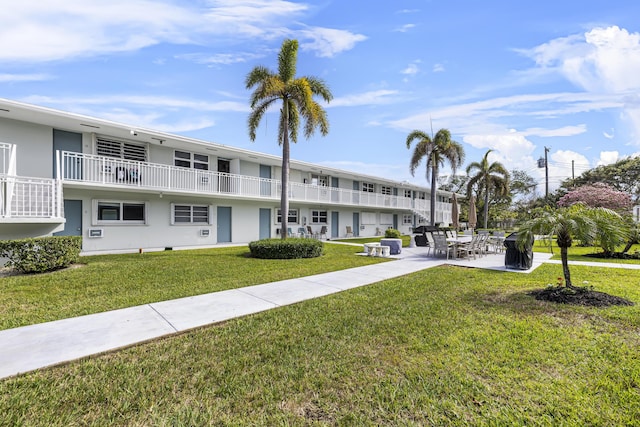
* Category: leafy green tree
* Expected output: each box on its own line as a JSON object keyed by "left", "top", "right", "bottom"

{"left": 466, "top": 150, "right": 509, "bottom": 229}
{"left": 559, "top": 156, "right": 640, "bottom": 202}
{"left": 406, "top": 129, "right": 465, "bottom": 226}
{"left": 517, "top": 204, "right": 627, "bottom": 287}
{"left": 246, "top": 39, "right": 332, "bottom": 239}
{"left": 510, "top": 169, "right": 537, "bottom": 201}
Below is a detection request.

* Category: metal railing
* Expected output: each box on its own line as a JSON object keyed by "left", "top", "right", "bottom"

{"left": 0, "top": 175, "right": 63, "bottom": 219}
{"left": 58, "top": 151, "right": 451, "bottom": 215}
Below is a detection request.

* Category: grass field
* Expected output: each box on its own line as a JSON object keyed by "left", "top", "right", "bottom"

{"left": 0, "top": 243, "right": 388, "bottom": 331}
{"left": 1, "top": 262, "right": 639, "bottom": 425}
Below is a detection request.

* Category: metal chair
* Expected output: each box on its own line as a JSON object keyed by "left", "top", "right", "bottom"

{"left": 345, "top": 226, "right": 353, "bottom": 238}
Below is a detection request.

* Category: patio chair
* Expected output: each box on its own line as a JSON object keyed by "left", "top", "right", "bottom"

{"left": 298, "top": 227, "right": 308, "bottom": 238}
{"left": 345, "top": 226, "right": 353, "bottom": 238}
{"left": 319, "top": 226, "right": 328, "bottom": 240}
{"left": 432, "top": 234, "right": 455, "bottom": 259}
{"left": 287, "top": 227, "right": 296, "bottom": 237}
{"left": 307, "top": 225, "right": 318, "bottom": 239}
{"left": 456, "top": 235, "right": 478, "bottom": 260}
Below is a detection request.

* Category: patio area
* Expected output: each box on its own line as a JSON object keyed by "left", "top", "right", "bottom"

{"left": 361, "top": 243, "right": 553, "bottom": 274}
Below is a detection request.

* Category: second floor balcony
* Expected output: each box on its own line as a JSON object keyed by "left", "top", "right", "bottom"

{"left": 58, "top": 151, "right": 449, "bottom": 215}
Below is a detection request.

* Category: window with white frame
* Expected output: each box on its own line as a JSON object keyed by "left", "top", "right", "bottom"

{"left": 311, "top": 174, "right": 328, "bottom": 186}
{"left": 95, "top": 200, "right": 146, "bottom": 224}
{"left": 381, "top": 185, "right": 392, "bottom": 195}
{"left": 403, "top": 214, "right": 413, "bottom": 224}
{"left": 362, "top": 182, "right": 375, "bottom": 193}
{"left": 96, "top": 136, "right": 147, "bottom": 161}
{"left": 275, "top": 208, "right": 299, "bottom": 224}
{"left": 172, "top": 204, "right": 210, "bottom": 224}
{"left": 174, "top": 150, "right": 209, "bottom": 170}
{"left": 361, "top": 211, "right": 376, "bottom": 225}
{"left": 380, "top": 213, "right": 393, "bottom": 225}
{"left": 404, "top": 189, "right": 412, "bottom": 198}
{"left": 311, "top": 210, "right": 328, "bottom": 224}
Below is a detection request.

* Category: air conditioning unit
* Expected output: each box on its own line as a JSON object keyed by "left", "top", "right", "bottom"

{"left": 88, "top": 228, "right": 104, "bottom": 238}
{"left": 199, "top": 229, "right": 210, "bottom": 237}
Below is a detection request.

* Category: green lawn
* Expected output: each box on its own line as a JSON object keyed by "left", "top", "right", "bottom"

{"left": 532, "top": 239, "right": 640, "bottom": 264}
{"left": 1, "top": 263, "right": 639, "bottom": 425}
{"left": 0, "top": 243, "right": 388, "bottom": 331}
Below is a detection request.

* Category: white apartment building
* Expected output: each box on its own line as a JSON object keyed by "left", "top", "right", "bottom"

{"left": 0, "top": 98, "right": 455, "bottom": 254}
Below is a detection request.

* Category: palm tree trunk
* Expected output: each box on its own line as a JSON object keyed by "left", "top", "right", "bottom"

{"left": 280, "top": 102, "right": 290, "bottom": 240}
{"left": 483, "top": 179, "right": 489, "bottom": 229}
{"left": 560, "top": 246, "right": 572, "bottom": 287}
{"left": 430, "top": 162, "right": 437, "bottom": 226}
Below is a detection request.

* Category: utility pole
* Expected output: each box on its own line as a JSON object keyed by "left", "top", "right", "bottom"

{"left": 537, "top": 146, "right": 550, "bottom": 197}
{"left": 572, "top": 160, "right": 575, "bottom": 180}
{"left": 544, "top": 146, "right": 549, "bottom": 198}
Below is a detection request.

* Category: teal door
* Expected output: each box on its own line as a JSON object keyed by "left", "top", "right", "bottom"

{"left": 217, "top": 206, "right": 232, "bottom": 243}
{"left": 353, "top": 212, "right": 360, "bottom": 237}
{"left": 54, "top": 200, "right": 82, "bottom": 236}
{"left": 331, "top": 211, "right": 339, "bottom": 238}
{"left": 393, "top": 214, "right": 398, "bottom": 230}
{"left": 53, "top": 129, "right": 82, "bottom": 179}
{"left": 259, "top": 164, "right": 271, "bottom": 196}
{"left": 259, "top": 208, "right": 271, "bottom": 239}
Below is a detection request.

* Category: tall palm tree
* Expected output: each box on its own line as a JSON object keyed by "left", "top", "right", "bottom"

{"left": 517, "top": 204, "right": 627, "bottom": 287}
{"left": 246, "top": 39, "right": 332, "bottom": 239}
{"left": 466, "top": 150, "right": 509, "bottom": 229}
{"left": 406, "top": 129, "right": 465, "bottom": 226}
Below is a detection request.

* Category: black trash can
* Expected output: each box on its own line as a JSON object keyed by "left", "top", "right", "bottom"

{"left": 503, "top": 232, "right": 534, "bottom": 270}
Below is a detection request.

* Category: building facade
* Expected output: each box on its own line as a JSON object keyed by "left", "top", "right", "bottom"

{"left": 0, "top": 98, "right": 456, "bottom": 254}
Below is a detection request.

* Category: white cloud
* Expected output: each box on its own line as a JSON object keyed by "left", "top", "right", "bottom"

{"left": 596, "top": 150, "right": 620, "bottom": 166}
{"left": 176, "top": 51, "right": 266, "bottom": 65}
{"left": 521, "top": 125, "right": 587, "bottom": 137}
{"left": 0, "top": 73, "right": 51, "bottom": 82}
{"left": 432, "top": 63, "right": 445, "bottom": 73}
{"left": 329, "top": 90, "right": 399, "bottom": 108}
{"left": 401, "top": 62, "right": 420, "bottom": 75}
{"left": 394, "top": 24, "right": 416, "bottom": 33}
{"left": 0, "top": 0, "right": 363, "bottom": 62}
{"left": 603, "top": 128, "right": 615, "bottom": 139}
{"left": 463, "top": 133, "right": 537, "bottom": 172}
{"left": 298, "top": 27, "right": 367, "bottom": 57}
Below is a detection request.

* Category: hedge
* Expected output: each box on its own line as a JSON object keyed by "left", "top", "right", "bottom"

{"left": 0, "top": 236, "right": 82, "bottom": 274}
{"left": 248, "top": 238, "right": 323, "bottom": 259}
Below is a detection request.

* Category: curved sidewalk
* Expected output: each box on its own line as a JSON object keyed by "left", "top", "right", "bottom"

{"left": 0, "top": 247, "right": 604, "bottom": 380}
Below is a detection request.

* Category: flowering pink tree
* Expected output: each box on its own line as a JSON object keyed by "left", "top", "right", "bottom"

{"left": 558, "top": 183, "right": 632, "bottom": 212}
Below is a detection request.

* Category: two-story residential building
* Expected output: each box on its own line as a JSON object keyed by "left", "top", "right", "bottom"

{"left": 0, "top": 98, "right": 456, "bottom": 254}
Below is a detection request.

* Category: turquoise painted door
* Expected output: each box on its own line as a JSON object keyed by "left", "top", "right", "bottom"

{"left": 259, "top": 208, "right": 271, "bottom": 239}
{"left": 217, "top": 206, "right": 232, "bottom": 243}
{"left": 353, "top": 212, "right": 360, "bottom": 237}
{"left": 259, "top": 165, "right": 271, "bottom": 196}
{"left": 53, "top": 129, "right": 82, "bottom": 179}
{"left": 54, "top": 200, "right": 82, "bottom": 236}
{"left": 331, "top": 211, "right": 339, "bottom": 238}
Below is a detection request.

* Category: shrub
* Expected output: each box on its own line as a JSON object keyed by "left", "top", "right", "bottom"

{"left": 384, "top": 228, "right": 401, "bottom": 238}
{"left": 248, "top": 238, "right": 323, "bottom": 259}
{"left": 0, "top": 236, "right": 82, "bottom": 274}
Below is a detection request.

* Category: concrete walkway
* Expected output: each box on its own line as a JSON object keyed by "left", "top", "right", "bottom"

{"left": 0, "top": 244, "right": 618, "bottom": 380}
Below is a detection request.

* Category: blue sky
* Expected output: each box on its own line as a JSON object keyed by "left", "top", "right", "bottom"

{"left": 2, "top": 1, "right": 640, "bottom": 193}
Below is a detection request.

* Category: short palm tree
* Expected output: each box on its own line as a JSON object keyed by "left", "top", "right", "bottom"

{"left": 466, "top": 150, "right": 509, "bottom": 229}
{"left": 246, "top": 39, "right": 332, "bottom": 239}
{"left": 406, "top": 129, "right": 465, "bottom": 226}
{"left": 517, "top": 204, "right": 627, "bottom": 287}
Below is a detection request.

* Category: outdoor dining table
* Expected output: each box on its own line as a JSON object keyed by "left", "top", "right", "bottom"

{"left": 446, "top": 235, "right": 472, "bottom": 260}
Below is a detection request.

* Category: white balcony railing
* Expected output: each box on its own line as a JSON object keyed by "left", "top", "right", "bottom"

{"left": 59, "top": 151, "right": 431, "bottom": 212}
{"left": 0, "top": 175, "right": 63, "bottom": 219}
